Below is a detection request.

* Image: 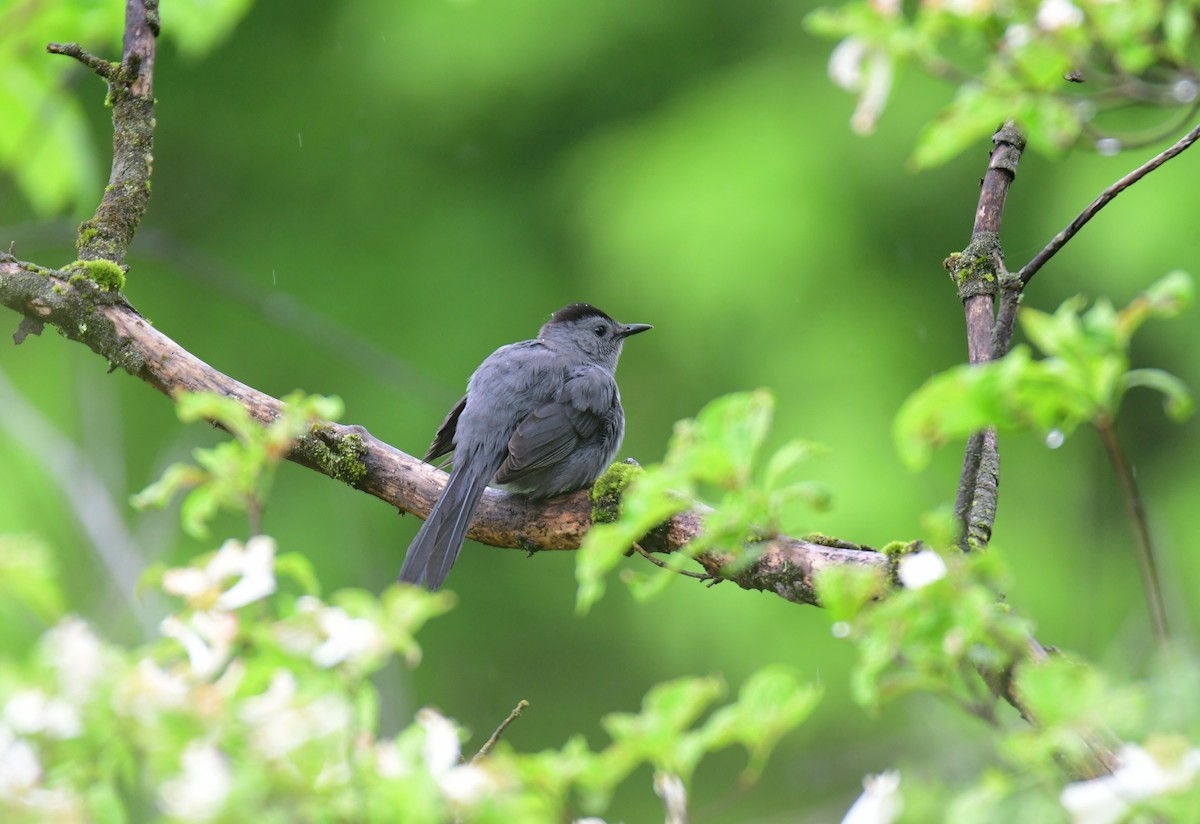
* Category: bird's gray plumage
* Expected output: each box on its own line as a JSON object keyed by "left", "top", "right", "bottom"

{"left": 399, "top": 304, "right": 650, "bottom": 590}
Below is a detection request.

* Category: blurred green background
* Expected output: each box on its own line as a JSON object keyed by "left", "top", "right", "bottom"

{"left": 2, "top": 0, "right": 1198, "bottom": 820}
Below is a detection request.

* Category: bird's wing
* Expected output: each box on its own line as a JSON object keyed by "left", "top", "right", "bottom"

{"left": 494, "top": 367, "right": 616, "bottom": 483}
{"left": 424, "top": 395, "right": 466, "bottom": 464}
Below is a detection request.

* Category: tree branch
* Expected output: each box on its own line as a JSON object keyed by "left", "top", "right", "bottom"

{"left": 0, "top": 259, "right": 888, "bottom": 607}
{"left": 50, "top": 0, "right": 158, "bottom": 266}
{"left": 1017, "top": 121, "right": 1200, "bottom": 288}
{"left": 948, "top": 122, "right": 1025, "bottom": 552}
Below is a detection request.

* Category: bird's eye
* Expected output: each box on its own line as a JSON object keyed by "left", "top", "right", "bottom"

{"left": 593, "top": 325, "right": 607, "bottom": 337}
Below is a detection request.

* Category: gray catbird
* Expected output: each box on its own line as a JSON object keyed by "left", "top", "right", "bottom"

{"left": 399, "top": 303, "right": 651, "bottom": 590}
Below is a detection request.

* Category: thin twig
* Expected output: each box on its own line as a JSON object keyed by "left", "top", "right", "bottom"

{"left": 1094, "top": 416, "right": 1169, "bottom": 645}
{"left": 471, "top": 700, "right": 530, "bottom": 763}
{"left": 1019, "top": 121, "right": 1200, "bottom": 286}
{"left": 632, "top": 543, "right": 712, "bottom": 581}
{"left": 46, "top": 42, "right": 116, "bottom": 78}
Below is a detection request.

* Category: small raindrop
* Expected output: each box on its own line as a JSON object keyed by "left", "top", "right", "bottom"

{"left": 831, "top": 621, "right": 851, "bottom": 639}
{"left": 1045, "top": 429, "right": 1065, "bottom": 449}
{"left": 1173, "top": 78, "right": 1198, "bottom": 103}
{"left": 1096, "top": 137, "right": 1122, "bottom": 156}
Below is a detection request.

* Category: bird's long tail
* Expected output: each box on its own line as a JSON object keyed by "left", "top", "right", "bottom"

{"left": 399, "top": 467, "right": 490, "bottom": 590}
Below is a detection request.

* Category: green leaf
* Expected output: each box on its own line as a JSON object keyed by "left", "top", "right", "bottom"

{"left": 814, "top": 563, "right": 887, "bottom": 624}
{"left": 763, "top": 439, "right": 823, "bottom": 492}
{"left": 169, "top": 0, "right": 256, "bottom": 59}
{"left": 601, "top": 676, "right": 725, "bottom": 780}
{"left": 911, "top": 86, "right": 1014, "bottom": 170}
{"left": 0, "top": 535, "right": 65, "bottom": 627}
{"left": 176, "top": 391, "right": 259, "bottom": 443}
{"left": 701, "top": 666, "right": 822, "bottom": 781}
{"left": 85, "top": 782, "right": 128, "bottom": 824}
{"left": 275, "top": 551, "right": 322, "bottom": 596}
{"left": 129, "top": 462, "right": 206, "bottom": 510}
{"left": 1121, "top": 369, "right": 1194, "bottom": 421}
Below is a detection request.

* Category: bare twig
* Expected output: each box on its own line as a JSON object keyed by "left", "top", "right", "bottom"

{"left": 471, "top": 700, "right": 530, "bottom": 763}
{"left": 1018, "top": 121, "right": 1200, "bottom": 287}
{"left": 1094, "top": 416, "right": 1169, "bottom": 645}
{"left": 46, "top": 42, "right": 116, "bottom": 78}
{"left": 632, "top": 543, "right": 712, "bottom": 581}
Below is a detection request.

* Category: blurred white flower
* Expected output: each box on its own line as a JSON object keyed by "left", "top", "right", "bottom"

{"left": 311, "top": 605, "right": 388, "bottom": 669}
{"left": 42, "top": 617, "right": 106, "bottom": 705}
{"left": 1061, "top": 741, "right": 1200, "bottom": 824}
{"left": 829, "top": 38, "right": 869, "bottom": 90}
{"left": 3, "top": 690, "right": 81, "bottom": 739}
{"left": 161, "top": 567, "right": 209, "bottom": 601}
{"left": 215, "top": 535, "right": 276, "bottom": 610}
{"left": 1004, "top": 23, "right": 1034, "bottom": 49}
{"left": 827, "top": 38, "right": 894, "bottom": 135}
{"left": 415, "top": 708, "right": 498, "bottom": 804}
{"left": 897, "top": 550, "right": 947, "bottom": 589}
{"left": 418, "top": 708, "right": 461, "bottom": 775}
{"left": 923, "top": 0, "right": 994, "bottom": 14}
{"left": 159, "top": 611, "right": 237, "bottom": 679}
{"left": 842, "top": 770, "right": 902, "bottom": 824}
{"left": 158, "top": 741, "right": 232, "bottom": 822}
{"left": 440, "top": 763, "right": 496, "bottom": 805}
{"left": 238, "top": 669, "right": 352, "bottom": 760}
{"left": 162, "top": 536, "right": 276, "bottom": 611}
{"left": 117, "top": 659, "right": 191, "bottom": 721}
{"left": 1037, "top": 0, "right": 1084, "bottom": 31}
{"left": 654, "top": 772, "right": 688, "bottom": 824}
{"left": 374, "top": 738, "right": 413, "bottom": 780}
{"left": 0, "top": 727, "right": 41, "bottom": 798}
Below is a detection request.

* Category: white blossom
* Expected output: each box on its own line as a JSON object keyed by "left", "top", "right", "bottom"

{"left": 654, "top": 772, "right": 688, "bottom": 824}
{"left": 1004, "top": 23, "right": 1034, "bottom": 49}
{"left": 161, "top": 567, "right": 210, "bottom": 601}
{"left": 897, "top": 550, "right": 948, "bottom": 589}
{"left": 311, "top": 605, "right": 388, "bottom": 669}
{"left": 842, "top": 770, "right": 902, "bottom": 824}
{"left": 827, "top": 38, "right": 894, "bottom": 135}
{"left": 3, "top": 690, "right": 81, "bottom": 739}
{"left": 215, "top": 535, "right": 277, "bottom": 610}
{"left": 162, "top": 536, "right": 277, "bottom": 611}
{"left": 0, "top": 727, "right": 41, "bottom": 798}
{"left": 1037, "top": 0, "right": 1084, "bottom": 31}
{"left": 159, "top": 611, "right": 237, "bottom": 679}
{"left": 42, "top": 616, "right": 106, "bottom": 705}
{"left": 116, "top": 659, "right": 192, "bottom": 721}
{"left": 829, "top": 38, "right": 869, "bottom": 91}
{"left": 923, "top": 0, "right": 994, "bottom": 15}
{"left": 440, "top": 763, "right": 496, "bottom": 805}
{"left": 418, "top": 708, "right": 461, "bottom": 776}
{"left": 238, "top": 670, "right": 351, "bottom": 760}
{"left": 374, "top": 739, "right": 413, "bottom": 780}
{"left": 415, "top": 708, "right": 499, "bottom": 805}
{"left": 1061, "top": 742, "right": 1200, "bottom": 824}
{"left": 158, "top": 741, "right": 233, "bottom": 822}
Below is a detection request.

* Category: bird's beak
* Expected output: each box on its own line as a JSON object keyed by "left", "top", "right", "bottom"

{"left": 620, "top": 323, "right": 652, "bottom": 338}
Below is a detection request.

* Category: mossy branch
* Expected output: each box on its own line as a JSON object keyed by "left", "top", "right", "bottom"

{"left": 950, "top": 123, "right": 1025, "bottom": 552}
{"left": 0, "top": 259, "right": 886, "bottom": 608}
{"left": 48, "top": 0, "right": 158, "bottom": 266}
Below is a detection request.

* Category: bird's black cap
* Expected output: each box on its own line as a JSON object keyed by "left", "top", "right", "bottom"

{"left": 549, "top": 303, "right": 614, "bottom": 325}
